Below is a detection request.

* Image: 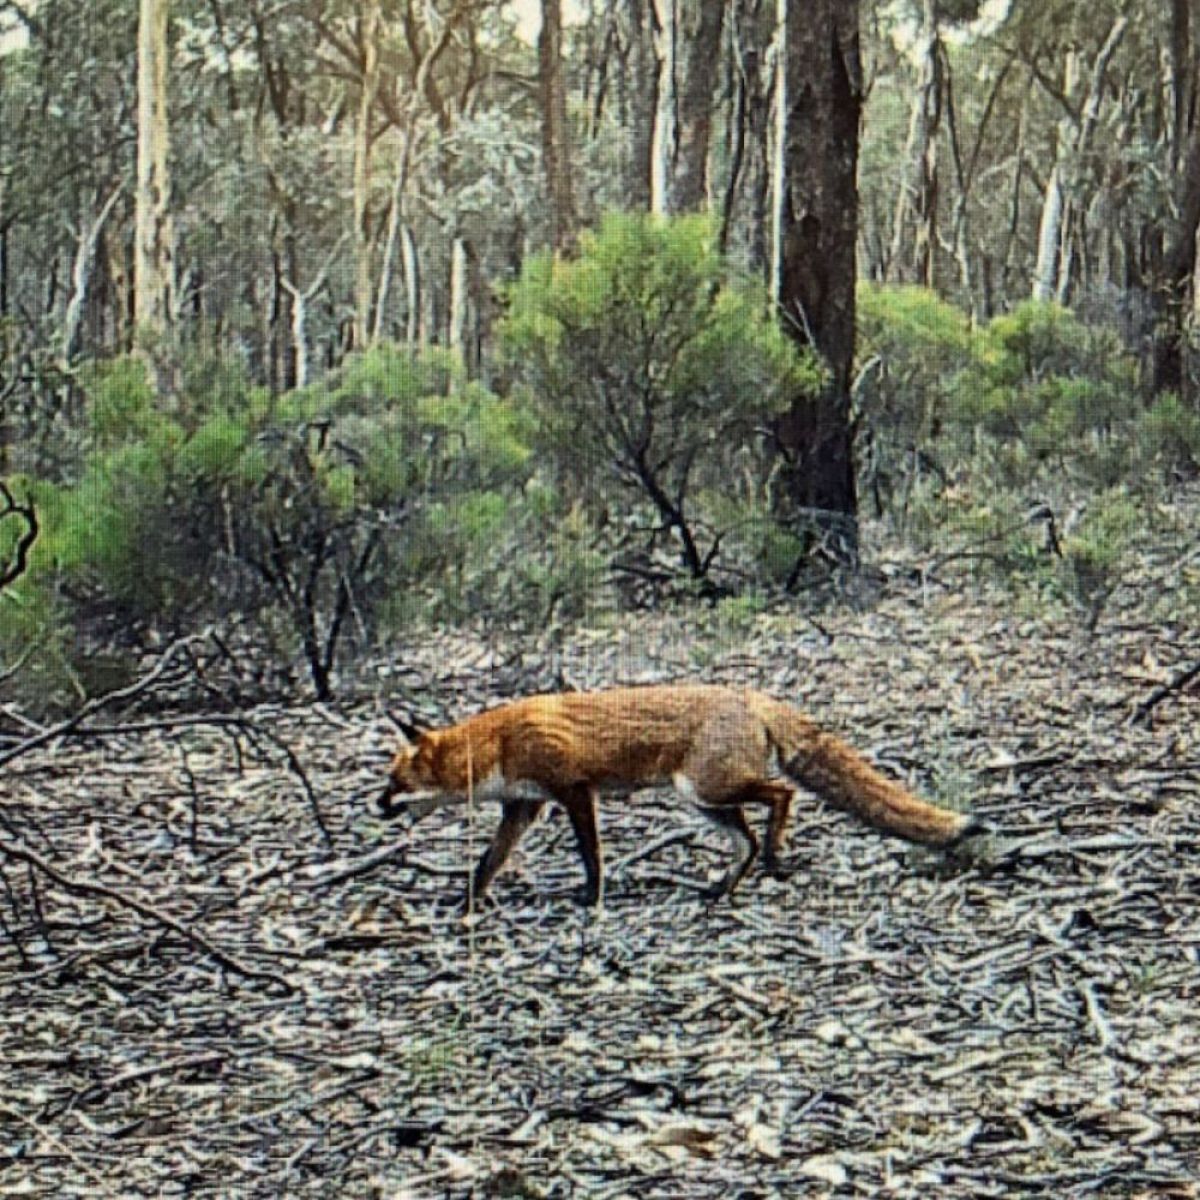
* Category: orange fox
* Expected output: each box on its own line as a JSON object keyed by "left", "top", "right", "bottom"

{"left": 378, "top": 684, "right": 979, "bottom": 909}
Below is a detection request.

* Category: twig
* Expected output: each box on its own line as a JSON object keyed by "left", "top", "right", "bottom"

{"left": 0, "top": 836, "right": 295, "bottom": 994}
{"left": 0, "top": 1102, "right": 119, "bottom": 1195}
{"left": 74, "top": 1053, "right": 225, "bottom": 1107}
{"left": 5, "top": 709, "right": 331, "bottom": 845}
{"left": 0, "top": 634, "right": 201, "bottom": 772}
{"left": 306, "top": 838, "right": 410, "bottom": 890}
{"left": 1130, "top": 658, "right": 1200, "bottom": 726}
{"left": 0, "top": 480, "right": 38, "bottom": 591}
{"left": 609, "top": 830, "right": 696, "bottom": 879}
{"left": 1078, "top": 979, "right": 1115, "bottom": 1051}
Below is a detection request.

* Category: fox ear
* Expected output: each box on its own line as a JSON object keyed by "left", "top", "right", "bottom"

{"left": 390, "top": 711, "right": 429, "bottom": 744}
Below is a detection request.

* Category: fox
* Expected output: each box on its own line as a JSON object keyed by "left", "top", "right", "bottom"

{"left": 377, "top": 683, "right": 980, "bottom": 910}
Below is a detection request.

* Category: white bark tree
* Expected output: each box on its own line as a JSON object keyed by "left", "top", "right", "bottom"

{"left": 134, "top": 0, "right": 174, "bottom": 345}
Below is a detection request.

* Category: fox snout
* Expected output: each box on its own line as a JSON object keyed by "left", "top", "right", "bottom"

{"left": 377, "top": 777, "right": 401, "bottom": 818}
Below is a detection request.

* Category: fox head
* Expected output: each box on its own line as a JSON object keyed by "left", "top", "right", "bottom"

{"left": 378, "top": 732, "right": 441, "bottom": 818}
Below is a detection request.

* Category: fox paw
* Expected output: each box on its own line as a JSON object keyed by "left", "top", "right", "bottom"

{"left": 698, "top": 878, "right": 732, "bottom": 904}
{"left": 763, "top": 857, "right": 798, "bottom": 881}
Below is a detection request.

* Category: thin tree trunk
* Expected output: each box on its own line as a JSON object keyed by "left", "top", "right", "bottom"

{"left": 625, "top": 0, "right": 656, "bottom": 210}
{"left": 718, "top": 1, "right": 750, "bottom": 251}
{"left": 62, "top": 185, "right": 123, "bottom": 364}
{"left": 134, "top": 0, "right": 174, "bottom": 347}
{"left": 448, "top": 236, "right": 470, "bottom": 370}
{"left": 889, "top": 0, "right": 941, "bottom": 286}
{"left": 373, "top": 128, "right": 413, "bottom": 343}
{"left": 1000, "top": 77, "right": 1028, "bottom": 306}
{"left": 401, "top": 224, "right": 421, "bottom": 347}
{"left": 353, "top": 0, "right": 381, "bottom": 349}
{"left": 540, "top": 0, "right": 579, "bottom": 250}
{"left": 649, "top": 0, "right": 677, "bottom": 215}
{"left": 1032, "top": 19, "right": 1127, "bottom": 304}
{"left": 1032, "top": 161, "right": 1065, "bottom": 303}
{"left": 282, "top": 236, "right": 345, "bottom": 389}
{"left": 1152, "top": 122, "right": 1200, "bottom": 394}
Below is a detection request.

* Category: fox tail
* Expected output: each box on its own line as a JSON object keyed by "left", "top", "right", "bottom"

{"left": 759, "top": 700, "right": 979, "bottom": 846}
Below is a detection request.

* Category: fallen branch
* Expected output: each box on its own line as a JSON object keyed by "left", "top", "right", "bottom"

{"left": 2, "top": 709, "right": 331, "bottom": 844}
{"left": 609, "top": 830, "right": 696, "bottom": 879}
{"left": 1130, "top": 658, "right": 1200, "bottom": 726}
{"left": 0, "top": 634, "right": 201, "bottom": 772}
{"left": 0, "top": 836, "right": 295, "bottom": 994}
{"left": 307, "top": 837, "right": 411, "bottom": 890}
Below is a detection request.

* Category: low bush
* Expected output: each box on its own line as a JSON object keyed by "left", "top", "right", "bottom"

{"left": 4, "top": 347, "right": 560, "bottom": 704}
{"left": 501, "top": 212, "right": 823, "bottom": 590}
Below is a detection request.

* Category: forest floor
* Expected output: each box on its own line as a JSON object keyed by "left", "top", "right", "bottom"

{"left": 2, "top": 510, "right": 1199, "bottom": 1197}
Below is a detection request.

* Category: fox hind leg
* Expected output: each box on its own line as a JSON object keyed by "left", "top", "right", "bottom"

{"left": 468, "top": 798, "right": 545, "bottom": 911}
{"left": 738, "top": 780, "right": 796, "bottom": 879}
{"left": 695, "top": 804, "right": 759, "bottom": 901}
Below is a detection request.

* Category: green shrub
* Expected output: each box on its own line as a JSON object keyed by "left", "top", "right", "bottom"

{"left": 81, "top": 356, "right": 161, "bottom": 447}
{"left": 955, "top": 302, "right": 1138, "bottom": 451}
{"left": 501, "top": 212, "right": 823, "bottom": 585}
{"left": 1137, "top": 392, "right": 1200, "bottom": 475}
{"left": 856, "top": 284, "right": 973, "bottom": 442}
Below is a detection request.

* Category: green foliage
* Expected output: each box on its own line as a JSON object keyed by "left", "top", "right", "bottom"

{"left": 857, "top": 284, "right": 972, "bottom": 439}
{"left": 7, "top": 346, "right": 557, "bottom": 700}
{"left": 82, "top": 357, "right": 163, "bottom": 448}
{"left": 0, "top": 580, "right": 78, "bottom": 713}
{"left": 281, "top": 344, "right": 464, "bottom": 422}
{"left": 856, "top": 291, "right": 1160, "bottom": 584}
{"left": 502, "top": 212, "right": 822, "bottom": 582}
{"left": 955, "top": 301, "right": 1138, "bottom": 456}
{"left": 1137, "top": 393, "right": 1200, "bottom": 475}
{"left": 177, "top": 414, "right": 251, "bottom": 480}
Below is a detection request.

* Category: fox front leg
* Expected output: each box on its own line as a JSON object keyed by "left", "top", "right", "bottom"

{"left": 554, "top": 784, "right": 603, "bottom": 907}
{"left": 465, "top": 798, "right": 545, "bottom": 912}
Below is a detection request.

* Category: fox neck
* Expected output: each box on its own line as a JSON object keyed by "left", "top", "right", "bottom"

{"left": 437, "top": 726, "right": 504, "bottom": 796}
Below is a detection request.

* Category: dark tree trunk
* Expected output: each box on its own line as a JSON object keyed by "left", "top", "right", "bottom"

{"left": 774, "top": 0, "right": 862, "bottom": 563}
{"left": 539, "top": 0, "right": 578, "bottom": 251}
{"left": 672, "top": 0, "right": 726, "bottom": 212}
{"left": 1150, "top": 128, "right": 1200, "bottom": 396}
{"left": 1153, "top": 0, "right": 1200, "bottom": 398}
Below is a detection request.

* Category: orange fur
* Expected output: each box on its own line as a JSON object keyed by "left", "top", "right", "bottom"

{"left": 379, "top": 684, "right": 978, "bottom": 909}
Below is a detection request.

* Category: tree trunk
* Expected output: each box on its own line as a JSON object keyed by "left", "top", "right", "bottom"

{"left": 672, "top": 0, "right": 726, "bottom": 212}
{"left": 62, "top": 185, "right": 123, "bottom": 364}
{"left": 353, "top": 0, "right": 381, "bottom": 350}
{"left": 134, "top": 0, "right": 174, "bottom": 348}
{"left": 374, "top": 128, "right": 414, "bottom": 343}
{"left": 1152, "top": 123, "right": 1200, "bottom": 395}
{"left": 401, "top": 225, "right": 422, "bottom": 347}
{"left": 448, "top": 236, "right": 470, "bottom": 371}
{"left": 1032, "top": 158, "right": 1065, "bottom": 303}
{"left": 1032, "top": 19, "right": 1127, "bottom": 305}
{"left": 1152, "top": 0, "right": 1200, "bottom": 397}
{"left": 889, "top": 0, "right": 941, "bottom": 287}
{"left": 539, "top": 0, "right": 579, "bottom": 251}
{"left": 625, "top": 0, "right": 657, "bottom": 210}
{"left": 773, "top": 0, "right": 861, "bottom": 564}
{"left": 648, "top": 0, "right": 677, "bottom": 215}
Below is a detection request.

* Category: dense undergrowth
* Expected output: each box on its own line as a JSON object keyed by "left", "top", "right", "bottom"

{"left": 1, "top": 217, "right": 1198, "bottom": 713}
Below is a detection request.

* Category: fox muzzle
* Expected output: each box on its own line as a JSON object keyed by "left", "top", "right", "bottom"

{"left": 377, "top": 781, "right": 401, "bottom": 818}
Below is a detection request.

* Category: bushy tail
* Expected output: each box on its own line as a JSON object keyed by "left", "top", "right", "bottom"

{"left": 759, "top": 700, "right": 978, "bottom": 847}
